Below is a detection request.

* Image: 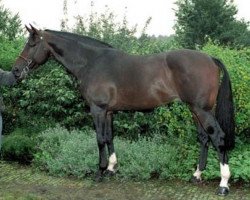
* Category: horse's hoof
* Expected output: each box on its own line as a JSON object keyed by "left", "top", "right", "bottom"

{"left": 94, "top": 171, "right": 103, "bottom": 182}
{"left": 104, "top": 169, "right": 116, "bottom": 177}
{"left": 190, "top": 176, "right": 202, "bottom": 184}
{"left": 217, "top": 187, "right": 229, "bottom": 196}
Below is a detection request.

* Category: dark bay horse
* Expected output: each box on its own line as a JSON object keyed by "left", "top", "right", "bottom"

{"left": 12, "top": 25, "right": 235, "bottom": 196}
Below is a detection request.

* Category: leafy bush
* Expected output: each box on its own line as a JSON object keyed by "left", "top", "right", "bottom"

{"left": 3, "top": 60, "right": 92, "bottom": 129}
{"left": 33, "top": 125, "right": 98, "bottom": 177}
{"left": 33, "top": 126, "right": 195, "bottom": 179}
{"left": 203, "top": 142, "right": 250, "bottom": 182}
{"left": 33, "top": 126, "right": 250, "bottom": 181}
{"left": 113, "top": 102, "right": 196, "bottom": 141}
{"left": 116, "top": 135, "right": 197, "bottom": 180}
{"left": 1, "top": 129, "right": 36, "bottom": 163}
{"left": 203, "top": 43, "right": 250, "bottom": 134}
{"left": 0, "top": 37, "right": 24, "bottom": 70}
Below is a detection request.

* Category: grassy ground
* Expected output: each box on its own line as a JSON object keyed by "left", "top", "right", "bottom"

{"left": 0, "top": 161, "right": 249, "bottom": 200}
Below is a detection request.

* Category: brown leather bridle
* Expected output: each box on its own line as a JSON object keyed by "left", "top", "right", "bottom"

{"left": 17, "top": 55, "right": 33, "bottom": 75}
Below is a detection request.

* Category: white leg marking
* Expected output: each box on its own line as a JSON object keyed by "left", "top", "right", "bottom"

{"left": 193, "top": 165, "right": 202, "bottom": 180}
{"left": 107, "top": 153, "right": 117, "bottom": 172}
{"left": 219, "top": 163, "right": 230, "bottom": 188}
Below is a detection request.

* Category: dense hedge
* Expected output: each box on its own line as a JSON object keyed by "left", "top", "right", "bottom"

{"left": 203, "top": 44, "right": 250, "bottom": 135}
{"left": 4, "top": 61, "right": 91, "bottom": 130}
{"left": 32, "top": 126, "right": 250, "bottom": 181}
{"left": 0, "top": 37, "right": 24, "bottom": 70}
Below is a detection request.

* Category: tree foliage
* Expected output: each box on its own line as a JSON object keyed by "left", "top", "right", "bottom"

{"left": 0, "top": 0, "right": 22, "bottom": 40}
{"left": 0, "top": 38, "right": 24, "bottom": 70}
{"left": 174, "top": 0, "right": 250, "bottom": 48}
{"left": 60, "top": 0, "right": 179, "bottom": 54}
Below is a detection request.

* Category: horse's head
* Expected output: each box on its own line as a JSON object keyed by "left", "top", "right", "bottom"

{"left": 12, "top": 25, "right": 50, "bottom": 80}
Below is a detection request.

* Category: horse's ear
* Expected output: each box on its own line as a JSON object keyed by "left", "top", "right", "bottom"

{"left": 25, "top": 25, "right": 33, "bottom": 33}
{"left": 30, "top": 24, "right": 40, "bottom": 35}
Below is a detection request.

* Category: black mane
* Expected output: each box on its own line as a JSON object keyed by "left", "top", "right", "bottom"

{"left": 45, "top": 30, "right": 114, "bottom": 49}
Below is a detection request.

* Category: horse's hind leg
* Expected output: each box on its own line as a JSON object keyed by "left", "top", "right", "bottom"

{"left": 105, "top": 111, "right": 117, "bottom": 175}
{"left": 191, "top": 106, "right": 231, "bottom": 196}
{"left": 191, "top": 116, "right": 209, "bottom": 182}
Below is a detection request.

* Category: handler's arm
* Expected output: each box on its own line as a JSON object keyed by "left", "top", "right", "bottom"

{"left": 0, "top": 69, "right": 16, "bottom": 86}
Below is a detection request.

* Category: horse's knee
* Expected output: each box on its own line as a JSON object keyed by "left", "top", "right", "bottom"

{"left": 97, "top": 133, "right": 106, "bottom": 146}
{"left": 96, "top": 139, "right": 107, "bottom": 168}
{"left": 97, "top": 139, "right": 105, "bottom": 147}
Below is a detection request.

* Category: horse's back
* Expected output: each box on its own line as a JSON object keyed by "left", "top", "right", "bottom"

{"left": 85, "top": 51, "right": 179, "bottom": 110}
{"left": 85, "top": 49, "right": 219, "bottom": 111}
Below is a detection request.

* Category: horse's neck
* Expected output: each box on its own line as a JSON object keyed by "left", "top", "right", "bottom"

{"left": 45, "top": 33, "right": 98, "bottom": 78}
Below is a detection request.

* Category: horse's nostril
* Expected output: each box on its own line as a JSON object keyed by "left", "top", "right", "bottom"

{"left": 12, "top": 67, "right": 21, "bottom": 77}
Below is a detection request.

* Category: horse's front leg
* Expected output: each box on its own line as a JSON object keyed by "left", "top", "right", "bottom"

{"left": 91, "top": 105, "right": 108, "bottom": 181}
{"left": 105, "top": 111, "right": 117, "bottom": 176}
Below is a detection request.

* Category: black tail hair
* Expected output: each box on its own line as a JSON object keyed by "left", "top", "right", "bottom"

{"left": 212, "top": 57, "right": 235, "bottom": 150}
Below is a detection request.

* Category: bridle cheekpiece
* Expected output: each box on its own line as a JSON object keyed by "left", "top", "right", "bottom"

{"left": 18, "top": 55, "right": 32, "bottom": 74}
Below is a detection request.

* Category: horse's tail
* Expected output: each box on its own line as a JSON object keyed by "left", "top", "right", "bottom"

{"left": 212, "top": 57, "right": 235, "bottom": 150}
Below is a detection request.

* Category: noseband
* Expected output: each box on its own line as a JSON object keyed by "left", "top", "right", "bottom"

{"left": 18, "top": 55, "right": 33, "bottom": 74}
